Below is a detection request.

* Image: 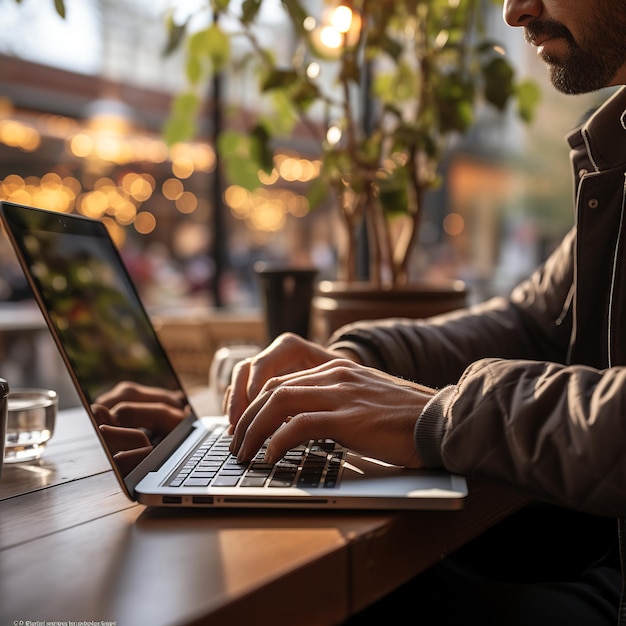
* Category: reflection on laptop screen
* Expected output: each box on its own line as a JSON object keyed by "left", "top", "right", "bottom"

{"left": 2, "top": 204, "right": 186, "bottom": 477}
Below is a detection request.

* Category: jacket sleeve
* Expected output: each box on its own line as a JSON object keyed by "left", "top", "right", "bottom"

{"left": 328, "top": 228, "right": 626, "bottom": 516}
{"left": 327, "top": 228, "right": 576, "bottom": 389}
{"left": 426, "top": 357, "right": 626, "bottom": 518}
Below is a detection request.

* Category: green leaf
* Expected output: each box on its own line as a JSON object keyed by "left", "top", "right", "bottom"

{"left": 378, "top": 168, "right": 409, "bottom": 216}
{"left": 306, "top": 175, "right": 330, "bottom": 210}
{"left": 435, "top": 73, "right": 475, "bottom": 134}
{"left": 391, "top": 123, "right": 433, "bottom": 157}
{"left": 515, "top": 79, "right": 541, "bottom": 123}
{"left": 187, "top": 24, "right": 231, "bottom": 75}
{"left": 163, "top": 14, "right": 188, "bottom": 56}
{"left": 377, "top": 33, "right": 404, "bottom": 62}
{"left": 482, "top": 57, "right": 515, "bottom": 110}
{"left": 162, "top": 92, "right": 201, "bottom": 146}
{"left": 206, "top": 24, "right": 231, "bottom": 72}
{"left": 241, "top": 0, "right": 262, "bottom": 24}
{"left": 261, "top": 69, "right": 300, "bottom": 91}
{"left": 186, "top": 56, "right": 204, "bottom": 85}
{"left": 261, "top": 69, "right": 320, "bottom": 112}
{"left": 250, "top": 124, "right": 274, "bottom": 173}
{"left": 281, "top": 0, "right": 309, "bottom": 35}
{"left": 173, "top": 92, "right": 200, "bottom": 116}
{"left": 218, "top": 130, "right": 265, "bottom": 190}
{"left": 54, "top": 0, "right": 66, "bottom": 18}
{"left": 290, "top": 78, "right": 320, "bottom": 109}
{"left": 356, "top": 132, "right": 382, "bottom": 168}
{"left": 264, "top": 91, "right": 298, "bottom": 136}
{"left": 475, "top": 39, "right": 504, "bottom": 54}
{"left": 374, "top": 61, "right": 418, "bottom": 105}
{"left": 162, "top": 116, "right": 197, "bottom": 146}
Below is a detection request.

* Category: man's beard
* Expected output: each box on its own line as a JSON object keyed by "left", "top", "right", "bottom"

{"left": 525, "top": 17, "right": 626, "bottom": 94}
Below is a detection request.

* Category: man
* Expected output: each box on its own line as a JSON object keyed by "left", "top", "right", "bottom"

{"left": 223, "top": 0, "right": 626, "bottom": 623}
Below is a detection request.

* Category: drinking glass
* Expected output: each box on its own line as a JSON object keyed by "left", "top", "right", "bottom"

{"left": 4, "top": 388, "right": 57, "bottom": 463}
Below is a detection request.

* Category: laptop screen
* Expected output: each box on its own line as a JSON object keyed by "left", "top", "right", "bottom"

{"left": 1, "top": 202, "right": 189, "bottom": 478}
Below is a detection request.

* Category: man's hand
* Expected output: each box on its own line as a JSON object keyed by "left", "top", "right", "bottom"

{"left": 224, "top": 332, "right": 358, "bottom": 428}
{"left": 92, "top": 381, "right": 191, "bottom": 474}
{"left": 92, "top": 381, "right": 189, "bottom": 441}
{"left": 228, "top": 356, "right": 436, "bottom": 469}
{"left": 97, "top": 422, "right": 154, "bottom": 475}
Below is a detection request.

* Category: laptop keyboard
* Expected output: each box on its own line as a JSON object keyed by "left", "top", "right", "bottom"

{"left": 167, "top": 429, "right": 345, "bottom": 489}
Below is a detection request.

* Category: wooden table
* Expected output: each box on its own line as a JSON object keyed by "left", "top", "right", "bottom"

{"left": 0, "top": 396, "right": 529, "bottom": 626}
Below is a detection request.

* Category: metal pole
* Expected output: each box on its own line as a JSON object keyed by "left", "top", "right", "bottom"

{"left": 210, "top": 71, "right": 226, "bottom": 308}
{"left": 356, "top": 58, "right": 373, "bottom": 281}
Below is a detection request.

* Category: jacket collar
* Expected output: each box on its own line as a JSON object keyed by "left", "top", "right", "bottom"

{"left": 567, "top": 86, "right": 626, "bottom": 172}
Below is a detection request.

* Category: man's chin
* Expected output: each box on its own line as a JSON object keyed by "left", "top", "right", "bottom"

{"left": 548, "top": 67, "right": 604, "bottom": 95}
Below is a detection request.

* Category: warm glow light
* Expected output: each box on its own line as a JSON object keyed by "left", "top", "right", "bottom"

{"left": 63, "top": 177, "right": 82, "bottom": 196}
{"left": 40, "top": 172, "right": 63, "bottom": 190}
{"left": 3, "top": 174, "right": 25, "bottom": 192}
{"left": 0, "top": 100, "right": 323, "bottom": 240}
{"left": 282, "top": 190, "right": 309, "bottom": 217}
{"left": 224, "top": 185, "right": 250, "bottom": 215}
{"left": 192, "top": 144, "right": 216, "bottom": 171}
{"left": 298, "top": 159, "right": 316, "bottom": 181}
{"left": 443, "top": 212, "right": 465, "bottom": 236}
{"left": 79, "top": 190, "right": 108, "bottom": 218}
{"left": 306, "top": 62, "right": 321, "bottom": 79}
{"left": 94, "top": 135, "right": 124, "bottom": 161}
{"left": 435, "top": 30, "right": 449, "bottom": 49}
{"left": 70, "top": 133, "right": 94, "bottom": 157}
{"left": 0, "top": 173, "right": 78, "bottom": 212}
{"left": 44, "top": 115, "right": 78, "bottom": 138}
{"left": 128, "top": 176, "right": 154, "bottom": 202}
{"left": 330, "top": 6, "right": 353, "bottom": 33}
{"left": 89, "top": 113, "right": 131, "bottom": 135}
{"left": 21, "top": 127, "right": 41, "bottom": 152}
{"left": 326, "top": 125, "right": 342, "bottom": 145}
{"left": 172, "top": 156, "right": 194, "bottom": 179}
{"left": 319, "top": 25, "right": 342, "bottom": 49}
{"left": 115, "top": 203, "right": 137, "bottom": 225}
{"left": 1, "top": 120, "right": 25, "bottom": 145}
{"left": 249, "top": 200, "right": 286, "bottom": 232}
{"left": 122, "top": 172, "right": 151, "bottom": 199}
{"left": 0, "top": 120, "right": 41, "bottom": 152}
{"left": 163, "top": 177, "right": 184, "bottom": 200}
{"left": 258, "top": 168, "right": 279, "bottom": 185}
{"left": 176, "top": 191, "right": 198, "bottom": 214}
{"left": 134, "top": 211, "right": 156, "bottom": 234}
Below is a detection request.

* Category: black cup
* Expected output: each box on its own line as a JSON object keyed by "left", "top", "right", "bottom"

{"left": 254, "top": 263, "right": 318, "bottom": 342}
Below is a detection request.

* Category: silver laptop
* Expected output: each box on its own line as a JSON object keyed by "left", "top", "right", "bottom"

{"left": 0, "top": 201, "right": 467, "bottom": 510}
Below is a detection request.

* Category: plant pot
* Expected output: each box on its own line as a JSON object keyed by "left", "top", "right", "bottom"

{"left": 254, "top": 263, "right": 318, "bottom": 342}
{"left": 310, "top": 279, "right": 468, "bottom": 344}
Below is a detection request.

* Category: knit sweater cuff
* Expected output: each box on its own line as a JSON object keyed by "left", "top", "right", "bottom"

{"left": 414, "top": 385, "right": 456, "bottom": 468}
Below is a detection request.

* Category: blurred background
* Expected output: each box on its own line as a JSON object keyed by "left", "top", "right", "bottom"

{"left": 0, "top": 0, "right": 611, "bottom": 406}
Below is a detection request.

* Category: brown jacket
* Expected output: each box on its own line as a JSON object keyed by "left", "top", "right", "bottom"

{"left": 328, "top": 86, "right": 626, "bottom": 623}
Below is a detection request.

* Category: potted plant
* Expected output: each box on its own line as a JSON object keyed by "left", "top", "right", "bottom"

{"left": 164, "top": 0, "right": 539, "bottom": 339}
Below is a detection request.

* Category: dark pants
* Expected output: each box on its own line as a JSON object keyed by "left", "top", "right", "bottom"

{"left": 346, "top": 503, "right": 622, "bottom": 625}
